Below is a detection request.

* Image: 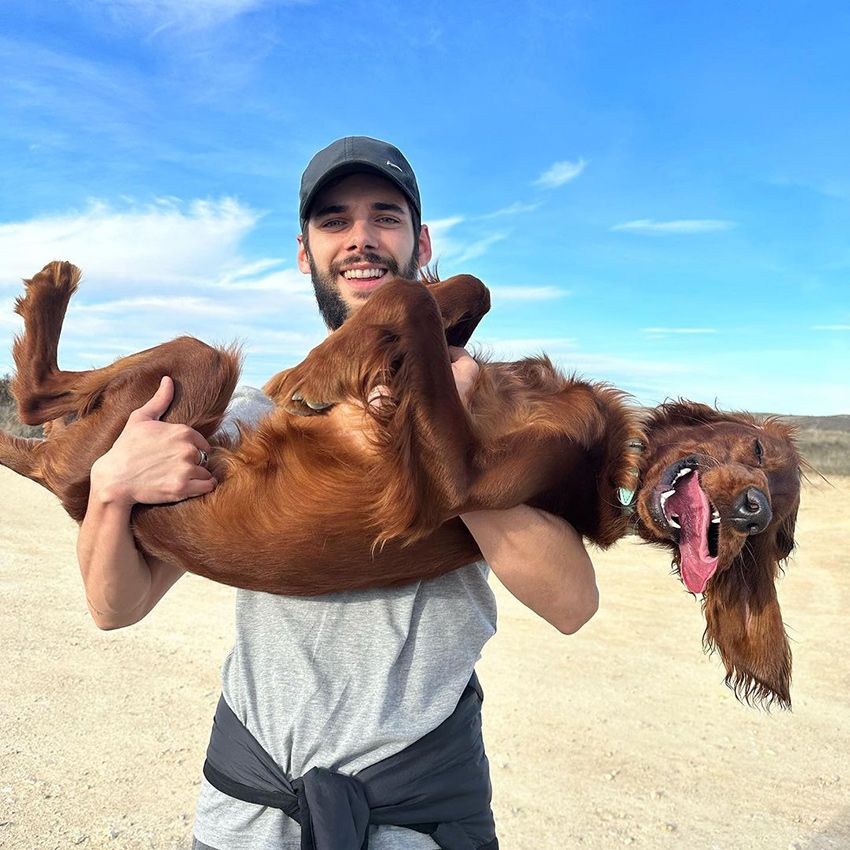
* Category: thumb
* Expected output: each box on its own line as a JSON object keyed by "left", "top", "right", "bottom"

{"left": 134, "top": 375, "right": 175, "bottom": 421}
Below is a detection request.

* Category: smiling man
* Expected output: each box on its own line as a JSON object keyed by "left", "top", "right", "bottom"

{"left": 77, "top": 137, "right": 599, "bottom": 850}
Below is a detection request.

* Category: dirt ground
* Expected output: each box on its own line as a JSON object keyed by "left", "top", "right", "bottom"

{"left": 1, "top": 468, "right": 848, "bottom": 850}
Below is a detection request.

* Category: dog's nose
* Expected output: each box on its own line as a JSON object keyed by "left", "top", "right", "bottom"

{"left": 731, "top": 487, "right": 772, "bottom": 534}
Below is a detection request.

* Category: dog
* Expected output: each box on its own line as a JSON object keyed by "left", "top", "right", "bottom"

{"left": 0, "top": 262, "right": 802, "bottom": 706}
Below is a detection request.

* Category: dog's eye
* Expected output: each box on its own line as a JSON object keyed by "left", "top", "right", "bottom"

{"left": 754, "top": 438, "right": 764, "bottom": 465}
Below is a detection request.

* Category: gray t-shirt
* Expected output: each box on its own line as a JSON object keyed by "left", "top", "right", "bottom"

{"left": 193, "top": 387, "right": 498, "bottom": 850}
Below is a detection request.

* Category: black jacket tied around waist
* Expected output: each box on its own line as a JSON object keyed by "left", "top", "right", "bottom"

{"left": 202, "top": 675, "right": 498, "bottom": 850}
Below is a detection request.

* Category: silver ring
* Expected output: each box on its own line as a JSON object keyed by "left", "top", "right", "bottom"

{"left": 198, "top": 448, "right": 209, "bottom": 468}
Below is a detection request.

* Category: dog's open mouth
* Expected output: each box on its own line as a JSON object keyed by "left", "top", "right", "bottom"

{"left": 651, "top": 458, "right": 719, "bottom": 594}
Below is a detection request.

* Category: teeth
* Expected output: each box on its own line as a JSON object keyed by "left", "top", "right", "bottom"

{"left": 711, "top": 509, "right": 720, "bottom": 524}
{"left": 669, "top": 515, "right": 681, "bottom": 529}
{"left": 673, "top": 466, "right": 692, "bottom": 483}
{"left": 343, "top": 268, "right": 386, "bottom": 279}
{"left": 660, "top": 489, "right": 675, "bottom": 508}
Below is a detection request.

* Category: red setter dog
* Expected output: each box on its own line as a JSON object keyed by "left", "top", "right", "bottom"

{"left": 0, "top": 262, "right": 801, "bottom": 707}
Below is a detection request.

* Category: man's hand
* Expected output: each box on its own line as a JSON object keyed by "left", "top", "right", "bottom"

{"left": 90, "top": 376, "right": 217, "bottom": 507}
{"left": 448, "top": 346, "right": 479, "bottom": 406}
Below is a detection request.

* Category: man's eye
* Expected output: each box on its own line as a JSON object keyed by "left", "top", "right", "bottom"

{"left": 377, "top": 216, "right": 400, "bottom": 224}
{"left": 320, "top": 219, "right": 345, "bottom": 228}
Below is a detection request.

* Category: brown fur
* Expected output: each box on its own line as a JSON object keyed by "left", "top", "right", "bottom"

{"left": 0, "top": 262, "right": 637, "bottom": 596}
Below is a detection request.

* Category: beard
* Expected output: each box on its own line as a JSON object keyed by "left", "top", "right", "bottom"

{"left": 307, "top": 250, "right": 420, "bottom": 330}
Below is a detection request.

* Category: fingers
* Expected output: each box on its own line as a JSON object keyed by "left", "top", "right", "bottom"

{"left": 177, "top": 476, "right": 218, "bottom": 501}
{"left": 131, "top": 376, "right": 174, "bottom": 422}
{"left": 448, "top": 346, "right": 479, "bottom": 407}
{"left": 448, "top": 346, "right": 472, "bottom": 363}
{"left": 185, "top": 429, "right": 212, "bottom": 454}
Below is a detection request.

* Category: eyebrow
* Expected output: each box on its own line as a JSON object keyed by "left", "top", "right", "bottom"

{"left": 373, "top": 202, "right": 407, "bottom": 216}
{"left": 311, "top": 201, "right": 408, "bottom": 219}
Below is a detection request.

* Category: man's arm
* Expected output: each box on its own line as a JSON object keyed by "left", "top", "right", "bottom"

{"left": 77, "top": 377, "right": 216, "bottom": 630}
{"left": 461, "top": 507, "right": 598, "bottom": 634}
{"left": 448, "top": 347, "right": 599, "bottom": 634}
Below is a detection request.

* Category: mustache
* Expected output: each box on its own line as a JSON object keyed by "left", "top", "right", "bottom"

{"left": 332, "top": 254, "right": 399, "bottom": 274}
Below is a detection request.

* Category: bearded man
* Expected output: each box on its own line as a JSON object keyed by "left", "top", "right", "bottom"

{"left": 77, "top": 137, "right": 599, "bottom": 849}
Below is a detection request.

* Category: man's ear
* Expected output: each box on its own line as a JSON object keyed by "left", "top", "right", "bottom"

{"left": 297, "top": 234, "right": 311, "bottom": 274}
{"left": 417, "top": 223, "right": 433, "bottom": 268}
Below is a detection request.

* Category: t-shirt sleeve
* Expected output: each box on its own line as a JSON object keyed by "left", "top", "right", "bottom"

{"left": 216, "top": 385, "right": 276, "bottom": 441}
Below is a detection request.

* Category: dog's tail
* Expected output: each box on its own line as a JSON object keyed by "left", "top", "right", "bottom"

{"left": 0, "top": 431, "right": 43, "bottom": 481}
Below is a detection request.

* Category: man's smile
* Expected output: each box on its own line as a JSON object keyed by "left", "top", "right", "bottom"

{"left": 339, "top": 262, "right": 392, "bottom": 292}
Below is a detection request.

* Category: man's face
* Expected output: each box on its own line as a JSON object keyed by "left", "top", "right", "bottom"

{"left": 297, "top": 172, "right": 432, "bottom": 329}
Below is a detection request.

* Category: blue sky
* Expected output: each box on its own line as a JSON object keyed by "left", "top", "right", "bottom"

{"left": 1, "top": 1, "right": 848, "bottom": 414}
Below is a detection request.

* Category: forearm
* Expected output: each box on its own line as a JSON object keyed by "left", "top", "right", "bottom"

{"left": 74, "top": 377, "right": 211, "bottom": 629}
{"left": 461, "top": 505, "right": 599, "bottom": 634}
{"left": 77, "top": 468, "right": 184, "bottom": 630}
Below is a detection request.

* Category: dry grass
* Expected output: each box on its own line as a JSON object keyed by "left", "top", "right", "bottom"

{"left": 794, "top": 428, "right": 850, "bottom": 478}
{"left": 0, "top": 375, "right": 42, "bottom": 437}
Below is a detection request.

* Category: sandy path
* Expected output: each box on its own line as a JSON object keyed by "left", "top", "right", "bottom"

{"left": 1, "top": 468, "right": 848, "bottom": 850}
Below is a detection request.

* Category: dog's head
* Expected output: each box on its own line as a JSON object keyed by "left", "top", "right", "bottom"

{"left": 633, "top": 401, "right": 802, "bottom": 708}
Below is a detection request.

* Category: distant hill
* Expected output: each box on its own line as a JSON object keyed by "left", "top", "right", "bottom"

{"left": 1, "top": 374, "right": 847, "bottom": 474}
{"left": 779, "top": 417, "right": 850, "bottom": 477}
{"left": 778, "top": 414, "right": 850, "bottom": 433}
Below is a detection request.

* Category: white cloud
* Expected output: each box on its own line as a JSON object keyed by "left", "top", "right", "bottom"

{"left": 489, "top": 286, "right": 569, "bottom": 301}
{"left": 0, "top": 198, "right": 324, "bottom": 383}
{"left": 77, "top": 296, "right": 241, "bottom": 318}
{"left": 478, "top": 201, "right": 541, "bottom": 219}
{"left": 642, "top": 327, "right": 718, "bottom": 335}
{"left": 534, "top": 158, "right": 587, "bottom": 189}
{"left": 477, "top": 337, "right": 577, "bottom": 358}
{"left": 427, "top": 216, "right": 509, "bottom": 267}
{"left": 88, "top": 0, "right": 275, "bottom": 33}
{"left": 0, "top": 198, "right": 264, "bottom": 291}
{"left": 612, "top": 219, "right": 735, "bottom": 234}
{"left": 451, "top": 233, "right": 509, "bottom": 264}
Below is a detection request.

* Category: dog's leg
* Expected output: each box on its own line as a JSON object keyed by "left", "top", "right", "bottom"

{"left": 11, "top": 261, "right": 91, "bottom": 425}
{"left": 427, "top": 274, "right": 491, "bottom": 347}
{"left": 4, "top": 262, "right": 242, "bottom": 519}
{"left": 0, "top": 434, "right": 44, "bottom": 481}
{"left": 266, "top": 276, "right": 488, "bottom": 540}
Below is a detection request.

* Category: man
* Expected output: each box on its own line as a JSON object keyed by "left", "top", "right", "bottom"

{"left": 76, "top": 137, "right": 599, "bottom": 849}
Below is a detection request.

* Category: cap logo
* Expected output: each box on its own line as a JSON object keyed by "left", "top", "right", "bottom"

{"left": 385, "top": 160, "right": 404, "bottom": 173}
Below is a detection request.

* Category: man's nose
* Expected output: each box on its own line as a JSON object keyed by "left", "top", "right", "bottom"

{"left": 346, "top": 219, "right": 379, "bottom": 252}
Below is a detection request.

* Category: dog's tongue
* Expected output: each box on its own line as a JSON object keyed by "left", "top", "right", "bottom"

{"left": 666, "top": 473, "right": 718, "bottom": 593}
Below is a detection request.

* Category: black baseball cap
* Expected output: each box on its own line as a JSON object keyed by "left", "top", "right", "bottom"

{"left": 299, "top": 136, "right": 422, "bottom": 233}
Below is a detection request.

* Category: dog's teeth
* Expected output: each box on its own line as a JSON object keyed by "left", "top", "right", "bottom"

{"left": 711, "top": 516, "right": 721, "bottom": 523}
{"left": 711, "top": 509, "right": 721, "bottom": 523}
{"left": 660, "top": 489, "right": 675, "bottom": 508}
{"left": 669, "top": 516, "right": 681, "bottom": 529}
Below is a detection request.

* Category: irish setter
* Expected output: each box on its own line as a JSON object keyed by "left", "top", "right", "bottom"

{"left": 0, "top": 261, "right": 801, "bottom": 708}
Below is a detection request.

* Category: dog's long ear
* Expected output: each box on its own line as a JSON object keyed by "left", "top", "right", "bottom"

{"left": 774, "top": 502, "right": 799, "bottom": 563}
{"left": 702, "top": 533, "right": 792, "bottom": 709}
